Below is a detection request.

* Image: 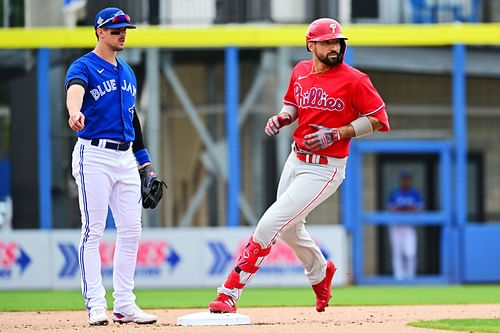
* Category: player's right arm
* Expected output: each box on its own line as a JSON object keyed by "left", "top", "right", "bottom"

{"left": 66, "top": 84, "right": 86, "bottom": 131}
{"left": 264, "top": 104, "right": 298, "bottom": 136}
{"left": 265, "top": 62, "right": 303, "bottom": 137}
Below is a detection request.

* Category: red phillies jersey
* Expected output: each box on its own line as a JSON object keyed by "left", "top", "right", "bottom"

{"left": 283, "top": 60, "right": 390, "bottom": 158}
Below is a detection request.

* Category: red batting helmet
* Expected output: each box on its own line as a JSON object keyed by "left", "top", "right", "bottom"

{"left": 305, "top": 18, "right": 348, "bottom": 61}
{"left": 306, "top": 18, "right": 347, "bottom": 43}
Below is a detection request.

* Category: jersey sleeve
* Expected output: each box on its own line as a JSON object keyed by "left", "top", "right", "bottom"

{"left": 353, "top": 75, "right": 390, "bottom": 132}
{"left": 283, "top": 66, "right": 298, "bottom": 107}
{"left": 65, "top": 60, "right": 89, "bottom": 91}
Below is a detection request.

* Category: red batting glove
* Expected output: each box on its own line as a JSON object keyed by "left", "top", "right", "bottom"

{"left": 265, "top": 113, "right": 292, "bottom": 136}
{"left": 303, "top": 124, "right": 341, "bottom": 151}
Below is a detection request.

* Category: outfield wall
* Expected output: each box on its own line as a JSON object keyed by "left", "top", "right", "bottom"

{"left": 0, "top": 225, "right": 348, "bottom": 290}
{"left": 2, "top": 23, "right": 500, "bottom": 48}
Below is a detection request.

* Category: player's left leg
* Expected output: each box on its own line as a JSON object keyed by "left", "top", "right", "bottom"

{"left": 108, "top": 151, "right": 157, "bottom": 324}
{"left": 280, "top": 222, "right": 326, "bottom": 284}
{"left": 280, "top": 223, "right": 337, "bottom": 311}
{"left": 390, "top": 225, "right": 407, "bottom": 280}
{"left": 401, "top": 225, "right": 417, "bottom": 279}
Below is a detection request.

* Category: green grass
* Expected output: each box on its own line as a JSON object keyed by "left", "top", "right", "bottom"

{"left": 409, "top": 318, "right": 500, "bottom": 333}
{"left": 0, "top": 285, "right": 499, "bottom": 311}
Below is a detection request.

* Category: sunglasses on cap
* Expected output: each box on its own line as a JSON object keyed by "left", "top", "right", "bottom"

{"left": 96, "top": 14, "right": 131, "bottom": 29}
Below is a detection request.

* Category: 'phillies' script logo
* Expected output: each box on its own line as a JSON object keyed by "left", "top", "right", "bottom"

{"left": 294, "top": 83, "right": 344, "bottom": 111}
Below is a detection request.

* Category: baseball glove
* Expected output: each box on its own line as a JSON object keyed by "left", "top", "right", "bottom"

{"left": 139, "top": 164, "right": 167, "bottom": 209}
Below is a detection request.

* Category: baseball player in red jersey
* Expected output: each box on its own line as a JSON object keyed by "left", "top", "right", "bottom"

{"left": 208, "top": 18, "right": 390, "bottom": 313}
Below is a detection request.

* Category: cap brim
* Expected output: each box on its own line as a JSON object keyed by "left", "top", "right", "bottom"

{"left": 105, "top": 23, "right": 136, "bottom": 29}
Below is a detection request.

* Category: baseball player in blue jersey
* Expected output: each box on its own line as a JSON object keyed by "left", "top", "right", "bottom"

{"left": 388, "top": 170, "right": 423, "bottom": 280}
{"left": 65, "top": 7, "right": 163, "bottom": 326}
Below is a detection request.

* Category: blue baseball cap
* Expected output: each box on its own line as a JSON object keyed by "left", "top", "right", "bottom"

{"left": 94, "top": 7, "right": 136, "bottom": 29}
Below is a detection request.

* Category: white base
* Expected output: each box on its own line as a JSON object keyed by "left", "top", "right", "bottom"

{"left": 176, "top": 312, "right": 250, "bottom": 326}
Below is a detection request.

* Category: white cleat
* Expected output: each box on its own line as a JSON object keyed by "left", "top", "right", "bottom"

{"left": 88, "top": 307, "right": 109, "bottom": 326}
{"left": 112, "top": 306, "right": 158, "bottom": 324}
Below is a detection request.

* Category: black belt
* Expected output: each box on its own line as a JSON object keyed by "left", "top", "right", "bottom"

{"left": 91, "top": 139, "right": 130, "bottom": 151}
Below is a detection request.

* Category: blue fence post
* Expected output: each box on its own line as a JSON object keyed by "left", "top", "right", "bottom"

{"left": 341, "top": 46, "right": 354, "bottom": 232}
{"left": 342, "top": 46, "right": 360, "bottom": 280}
{"left": 344, "top": 46, "right": 353, "bottom": 66}
{"left": 341, "top": 147, "right": 354, "bottom": 233}
{"left": 37, "top": 48, "right": 52, "bottom": 230}
{"left": 225, "top": 47, "right": 240, "bottom": 227}
{"left": 349, "top": 143, "right": 363, "bottom": 284}
{"left": 452, "top": 44, "right": 467, "bottom": 283}
{"left": 439, "top": 144, "right": 453, "bottom": 280}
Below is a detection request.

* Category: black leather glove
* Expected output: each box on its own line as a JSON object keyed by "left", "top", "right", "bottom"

{"left": 139, "top": 164, "right": 167, "bottom": 209}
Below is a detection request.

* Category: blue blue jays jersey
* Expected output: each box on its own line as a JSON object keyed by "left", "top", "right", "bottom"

{"left": 388, "top": 188, "right": 423, "bottom": 210}
{"left": 65, "top": 52, "right": 137, "bottom": 142}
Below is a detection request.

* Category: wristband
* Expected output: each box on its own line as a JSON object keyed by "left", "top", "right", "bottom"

{"left": 280, "top": 104, "right": 298, "bottom": 122}
{"left": 351, "top": 116, "right": 373, "bottom": 138}
{"left": 134, "top": 148, "right": 151, "bottom": 166}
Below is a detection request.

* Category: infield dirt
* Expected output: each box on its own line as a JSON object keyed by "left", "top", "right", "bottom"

{"left": 0, "top": 304, "right": 497, "bottom": 333}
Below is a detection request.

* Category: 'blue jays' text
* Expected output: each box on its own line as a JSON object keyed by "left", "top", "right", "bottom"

{"left": 90, "top": 79, "right": 136, "bottom": 101}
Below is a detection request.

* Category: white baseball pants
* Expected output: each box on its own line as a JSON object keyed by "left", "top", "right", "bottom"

{"left": 72, "top": 138, "right": 142, "bottom": 313}
{"left": 389, "top": 224, "right": 417, "bottom": 280}
{"left": 253, "top": 149, "right": 346, "bottom": 285}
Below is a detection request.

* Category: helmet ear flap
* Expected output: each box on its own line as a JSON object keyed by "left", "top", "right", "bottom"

{"left": 339, "top": 39, "right": 347, "bottom": 62}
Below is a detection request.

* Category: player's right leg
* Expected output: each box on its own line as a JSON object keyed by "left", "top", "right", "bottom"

{"left": 208, "top": 237, "right": 271, "bottom": 313}
{"left": 72, "top": 141, "right": 113, "bottom": 324}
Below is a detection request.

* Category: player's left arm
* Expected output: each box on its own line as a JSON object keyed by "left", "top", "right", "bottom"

{"left": 303, "top": 114, "right": 386, "bottom": 151}
{"left": 132, "top": 111, "right": 168, "bottom": 209}
{"left": 335, "top": 73, "right": 391, "bottom": 139}
{"left": 303, "top": 75, "right": 389, "bottom": 150}
{"left": 338, "top": 112, "right": 387, "bottom": 139}
{"left": 132, "top": 111, "right": 151, "bottom": 168}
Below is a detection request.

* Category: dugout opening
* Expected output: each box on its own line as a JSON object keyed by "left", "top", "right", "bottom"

{"left": 343, "top": 139, "right": 459, "bottom": 284}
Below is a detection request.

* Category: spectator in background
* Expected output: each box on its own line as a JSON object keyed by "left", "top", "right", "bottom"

{"left": 388, "top": 169, "right": 423, "bottom": 280}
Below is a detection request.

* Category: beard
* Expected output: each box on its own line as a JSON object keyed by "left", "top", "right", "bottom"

{"left": 317, "top": 51, "right": 341, "bottom": 67}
